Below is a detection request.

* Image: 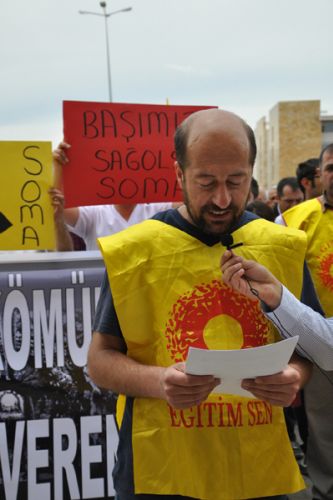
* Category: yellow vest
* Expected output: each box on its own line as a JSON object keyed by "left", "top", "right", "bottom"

{"left": 283, "top": 197, "right": 333, "bottom": 316}
{"left": 99, "top": 217, "right": 307, "bottom": 499}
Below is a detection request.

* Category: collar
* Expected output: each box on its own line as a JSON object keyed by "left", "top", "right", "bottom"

{"left": 172, "top": 209, "right": 259, "bottom": 247}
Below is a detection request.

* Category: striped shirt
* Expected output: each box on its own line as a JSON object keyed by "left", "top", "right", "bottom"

{"left": 265, "top": 286, "right": 333, "bottom": 371}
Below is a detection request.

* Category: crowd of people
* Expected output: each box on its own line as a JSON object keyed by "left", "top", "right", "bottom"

{"left": 10, "top": 108, "right": 333, "bottom": 499}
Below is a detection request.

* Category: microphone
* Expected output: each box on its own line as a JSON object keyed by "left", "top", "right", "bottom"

{"left": 220, "top": 233, "right": 243, "bottom": 250}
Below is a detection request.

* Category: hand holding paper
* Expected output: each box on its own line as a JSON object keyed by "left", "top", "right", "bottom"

{"left": 241, "top": 363, "right": 304, "bottom": 406}
{"left": 185, "top": 337, "right": 300, "bottom": 404}
{"left": 160, "top": 362, "right": 220, "bottom": 410}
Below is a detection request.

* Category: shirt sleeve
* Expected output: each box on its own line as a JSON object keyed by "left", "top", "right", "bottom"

{"left": 93, "top": 271, "right": 123, "bottom": 339}
{"left": 265, "top": 286, "right": 333, "bottom": 371}
{"left": 67, "top": 206, "right": 95, "bottom": 240}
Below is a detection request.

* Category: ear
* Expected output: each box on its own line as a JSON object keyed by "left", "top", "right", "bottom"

{"left": 300, "top": 177, "right": 309, "bottom": 190}
{"left": 174, "top": 161, "right": 184, "bottom": 188}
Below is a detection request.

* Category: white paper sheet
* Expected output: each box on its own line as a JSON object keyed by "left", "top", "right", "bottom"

{"left": 185, "top": 336, "right": 299, "bottom": 398}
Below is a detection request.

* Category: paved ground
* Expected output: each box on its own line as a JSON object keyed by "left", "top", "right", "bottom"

{"left": 288, "top": 474, "right": 312, "bottom": 499}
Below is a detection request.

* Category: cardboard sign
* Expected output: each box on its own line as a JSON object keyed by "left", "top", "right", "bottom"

{"left": 0, "top": 142, "right": 55, "bottom": 250}
{"left": 63, "top": 101, "right": 215, "bottom": 207}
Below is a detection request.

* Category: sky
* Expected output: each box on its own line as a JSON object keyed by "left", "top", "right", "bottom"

{"left": 1, "top": 0, "right": 333, "bottom": 146}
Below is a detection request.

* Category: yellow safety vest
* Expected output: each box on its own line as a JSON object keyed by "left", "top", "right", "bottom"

{"left": 99, "top": 217, "right": 307, "bottom": 499}
{"left": 283, "top": 197, "right": 333, "bottom": 316}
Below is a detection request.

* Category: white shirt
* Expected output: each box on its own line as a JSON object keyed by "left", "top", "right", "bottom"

{"left": 68, "top": 203, "right": 173, "bottom": 251}
{"left": 274, "top": 204, "right": 287, "bottom": 225}
{"left": 265, "top": 286, "right": 333, "bottom": 371}
{"left": 274, "top": 214, "right": 285, "bottom": 225}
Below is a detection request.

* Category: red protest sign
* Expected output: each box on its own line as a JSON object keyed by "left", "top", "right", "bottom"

{"left": 62, "top": 101, "right": 215, "bottom": 207}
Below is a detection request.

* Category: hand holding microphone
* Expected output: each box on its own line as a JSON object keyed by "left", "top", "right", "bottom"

{"left": 220, "top": 233, "right": 243, "bottom": 250}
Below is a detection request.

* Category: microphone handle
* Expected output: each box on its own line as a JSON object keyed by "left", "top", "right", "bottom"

{"left": 228, "top": 242, "right": 243, "bottom": 250}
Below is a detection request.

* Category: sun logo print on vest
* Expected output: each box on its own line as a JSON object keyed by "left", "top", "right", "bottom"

{"left": 165, "top": 279, "right": 270, "bottom": 362}
{"left": 316, "top": 240, "right": 333, "bottom": 292}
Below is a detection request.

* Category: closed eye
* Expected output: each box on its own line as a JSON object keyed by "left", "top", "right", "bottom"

{"left": 199, "top": 182, "right": 215, "bottom": 189}
{"left": 227, "top": 181, "right": 241, "bottom": 187}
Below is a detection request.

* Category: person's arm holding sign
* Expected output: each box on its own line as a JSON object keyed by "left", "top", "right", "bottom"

{"left": 52, "top": 142, "right": 80, "bottom": 227}
{"left": 49, "top": 186, "right": 73, "bottom": 251}
{"left": 221, "top": 250, "right": 333, "bottom": 371}
{"left": 49, "top": 141, "right": 84, "bottom": 251}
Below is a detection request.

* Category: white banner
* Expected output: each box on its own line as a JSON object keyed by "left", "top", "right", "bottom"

{"left": 0, "top": 251, "right": 118, "bottom": 500}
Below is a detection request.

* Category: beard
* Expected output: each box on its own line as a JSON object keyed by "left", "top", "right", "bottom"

{"left": 326, "top": 182, "right": 333, "bottom": 204}
{"left": 182, "top": 187, "right": 245, "bottom": 236}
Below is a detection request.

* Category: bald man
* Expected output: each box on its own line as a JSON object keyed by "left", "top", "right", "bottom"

{"left": 87, "top": 109, "right": 315, "bottom": 500}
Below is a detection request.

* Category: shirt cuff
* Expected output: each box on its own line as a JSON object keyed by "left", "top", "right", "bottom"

{"left": 265, "top": 286, "right": 300, "bottom": 331}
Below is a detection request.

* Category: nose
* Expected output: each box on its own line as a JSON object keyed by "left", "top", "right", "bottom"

{"left": 211, "top": 185, "right": 232, "bottom": 209}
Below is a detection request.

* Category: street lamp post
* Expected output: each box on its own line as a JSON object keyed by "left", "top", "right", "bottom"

{"left": 79, "top": 2, "right": 132, "bottom": 102}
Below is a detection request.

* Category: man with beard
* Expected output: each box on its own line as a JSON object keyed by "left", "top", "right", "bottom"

{"left": 87, "top": 109, "right": 315, "bottom": 500}
{"left": 281, "top": 143, "right": 333, "bottom": 500}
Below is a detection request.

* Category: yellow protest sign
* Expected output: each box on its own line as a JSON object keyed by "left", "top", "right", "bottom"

{"left": 0, "top": 141, "right": 55, "bottom": 250}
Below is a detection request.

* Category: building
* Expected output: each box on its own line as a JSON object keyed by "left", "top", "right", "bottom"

{"left": 321, "top": 115, "right": 333, "bottom": 147}
{"left": 254, "top": 100, "right": 325, "bottom": 189}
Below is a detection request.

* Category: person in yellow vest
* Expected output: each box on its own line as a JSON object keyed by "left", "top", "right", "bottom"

{"left": 87, "top": 109, "right": 315, "bottom": 500}
{"left": 281, "top": 142, "right": 333, "bottom": 500}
